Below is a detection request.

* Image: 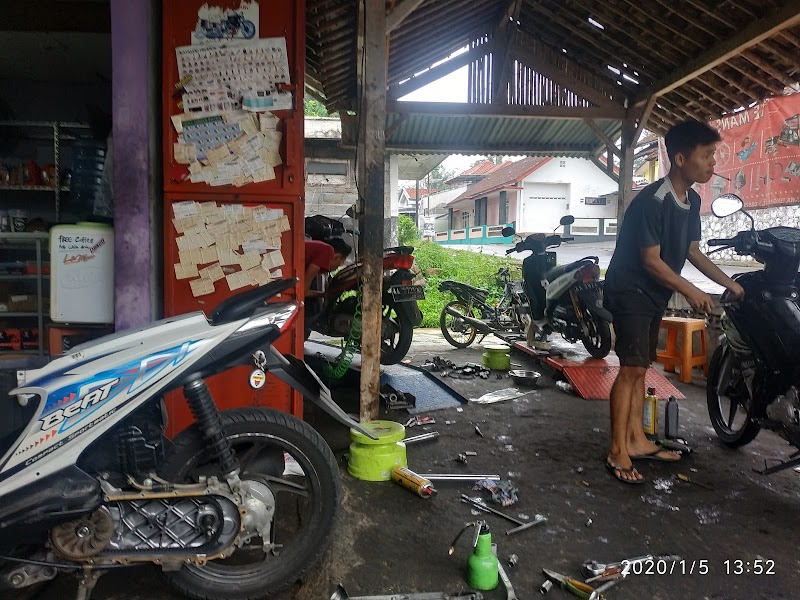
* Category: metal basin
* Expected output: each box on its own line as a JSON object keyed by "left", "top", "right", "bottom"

{"left": 508, "top": 370, "right": 541, "bottom": 386}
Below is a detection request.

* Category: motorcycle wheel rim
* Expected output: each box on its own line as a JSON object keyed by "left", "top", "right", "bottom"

{"left": 443, "top": 302, "right": 477, "bottom": 346}
{"left": 176, "top": 432, "right": 325, "bottom": 577}
{"left": 711, "top": 353, "right": 751, "bottom": 435}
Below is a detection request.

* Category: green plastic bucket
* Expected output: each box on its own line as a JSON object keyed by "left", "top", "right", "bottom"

{"left": 482, "top": 344, "right": 511, "bottom": 370}
{"left": 348, "top": 420, "right": 408, "bottom": 481}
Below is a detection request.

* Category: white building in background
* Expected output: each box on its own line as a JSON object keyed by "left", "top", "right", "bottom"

{"left": 442, "top": 156, "right": 619, "bottom": 242}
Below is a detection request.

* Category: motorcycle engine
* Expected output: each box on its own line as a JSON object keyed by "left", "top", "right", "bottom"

{"left": 330, "top": 297, "right": 357, "bottom": 336}
{"left": 766, "top": 386, "right": 800, "bottom": 427}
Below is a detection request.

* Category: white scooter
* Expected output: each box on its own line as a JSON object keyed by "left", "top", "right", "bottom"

{"left": 0, "top": 278, "right": 372, "bottom": 600}
{"left": 505, "top": 216, "right": 612, "bottom": 358}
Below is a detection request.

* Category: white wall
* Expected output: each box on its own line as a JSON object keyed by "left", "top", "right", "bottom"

{"left": 517, "top": 158, "right": 617, "bottom": 232}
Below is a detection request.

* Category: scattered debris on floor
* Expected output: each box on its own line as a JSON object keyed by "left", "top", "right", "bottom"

{"left": 470, "top": 387, "right": 531, "bottom": 404}
{"left": 473, "top": 479, "right": 519, "bottom": 506}
{"left": 379, "top": 383, "right": 416, "bottom": 410}
{"left": 421, "top": 356, "right": 457, "bottom": 372}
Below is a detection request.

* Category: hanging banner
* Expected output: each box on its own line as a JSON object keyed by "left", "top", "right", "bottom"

{"left": 660, "top": 94, "right": 800, "bottom": 214}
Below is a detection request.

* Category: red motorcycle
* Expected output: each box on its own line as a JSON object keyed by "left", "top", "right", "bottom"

{"left": 305, "top": 215, "right": 424, "bottom": 364}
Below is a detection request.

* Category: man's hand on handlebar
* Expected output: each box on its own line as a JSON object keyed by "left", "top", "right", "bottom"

{"left": 726, "top": 281, "right": 745, "bottom": 301}
{"left": 683, "top": 286, "right": 715, "bottom": 313}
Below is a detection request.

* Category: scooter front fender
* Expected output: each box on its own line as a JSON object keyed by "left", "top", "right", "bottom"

{"left": 265, "top": 347, "right": 378, "bottom": 439}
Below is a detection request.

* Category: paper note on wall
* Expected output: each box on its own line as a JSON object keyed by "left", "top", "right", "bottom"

{"left": 174, "top": 201, "right": 288, "bottom": 296}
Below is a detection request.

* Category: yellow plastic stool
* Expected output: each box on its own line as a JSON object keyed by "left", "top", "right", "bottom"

{"left": 656, "top": 316, "right": 708, "bottom": 384}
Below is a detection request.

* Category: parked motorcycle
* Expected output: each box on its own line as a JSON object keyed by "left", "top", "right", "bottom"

{"left": 438, "top": 267, "right": 530, "bottom": 348}
{"left": 304, "top": 214, "right": 424, "bottom": 365}
{"left": 505, "top": 216, "right": 612, "bottom": 358}
{"left": 196, "top": 13, "right": 256, "bottom": 40}
{"left": 705, "top": 193, "right": 800, "bottom": 474}
{"left": 0, "top": 278, "right": 374, "bottom": 599}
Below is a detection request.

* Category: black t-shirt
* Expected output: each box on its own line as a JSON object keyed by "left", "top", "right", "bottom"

{"left": 605, "top": 178, "right": 702, "bottom": 310}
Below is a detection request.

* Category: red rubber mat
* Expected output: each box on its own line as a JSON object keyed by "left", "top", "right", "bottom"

{"left": 560, "top": 363, "right": 685, "bottom": 401}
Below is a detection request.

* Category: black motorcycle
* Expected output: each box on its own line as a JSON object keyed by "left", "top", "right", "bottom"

{"left": 706, "top": 193, "right": 800, "bottom": 474}
{"left": 438, "top": 266, "right": 530, "bottom": 348}
{"left": 304, "top": 214, "right": 423, "bottom": 365}
{"left": 505, "top": 217, "right": 612, "bottom": 358}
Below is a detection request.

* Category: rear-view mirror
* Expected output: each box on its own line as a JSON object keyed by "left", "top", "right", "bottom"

{"left": 501, "top": 226, "right": 515, "bottom": 237}
{"left": 712, "top": 194, "right": 744, "bottom": 218}
{"left": 560, "top": 215, "right": 575, "bottom": 226}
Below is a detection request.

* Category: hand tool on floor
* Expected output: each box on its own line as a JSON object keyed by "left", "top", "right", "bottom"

{"left": 492, "top": 544, "right": 518, "bottom": 600}
{"left": 542, "top": 569, "right": 599, "bottom": 600}
{"left": 461, "top": 494, "right": 547, "bottom": 535}
{"left": 677, "top": 472, "right": 714, "bottom": 490}
{"left": 328, "top": 584, "right": 484, "bottom": 600}
{"left": 588, "top": 574, "right": 626, "bottom": 600}
{"left": 582, "top": 555, "right": 652, "bottom": 579}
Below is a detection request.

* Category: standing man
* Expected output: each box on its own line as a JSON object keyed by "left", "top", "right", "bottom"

{"left": 603, "top": 120, "right": 745, "bottom": 484}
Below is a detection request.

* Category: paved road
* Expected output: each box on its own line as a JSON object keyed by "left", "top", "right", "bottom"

{"left": 443, "top": 240, "right": 757, "bottom": 295}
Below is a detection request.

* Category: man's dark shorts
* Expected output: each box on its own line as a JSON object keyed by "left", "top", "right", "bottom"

{"left": 604, "top": 288, "right": 663, "bottom": 368}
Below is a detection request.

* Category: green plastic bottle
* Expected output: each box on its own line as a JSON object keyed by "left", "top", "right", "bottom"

{"left": 467, "top": 522, "right": 499, "bottom": 591}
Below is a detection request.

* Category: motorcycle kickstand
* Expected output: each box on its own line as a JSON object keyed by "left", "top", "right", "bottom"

{"left": 74, "top": 566, "right": 106, "bottom": 600}
{"left": 477, "top": 334, "right": 488, "bottom": 343}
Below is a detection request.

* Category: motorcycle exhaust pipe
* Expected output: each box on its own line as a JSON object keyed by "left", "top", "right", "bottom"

{"left": 444, "top": 305, "right": 493, "bottom": 334}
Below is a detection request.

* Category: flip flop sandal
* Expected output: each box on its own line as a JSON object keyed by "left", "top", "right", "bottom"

{"left": 605, "top": 460, "right": 645, "bottom": 485}
{"left": 630, "top": 449, "right": 681, "bottom": 462}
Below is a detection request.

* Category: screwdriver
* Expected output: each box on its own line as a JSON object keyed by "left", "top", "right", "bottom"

{"left": 542, "top": 569, "right": 599, "bottom": 600}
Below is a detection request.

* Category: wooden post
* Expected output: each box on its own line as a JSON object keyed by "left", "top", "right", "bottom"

{"left": 616, "top": 115, "right": 636, "bottom": 230}
{"left": 358, "top": 0, "right": 387, "bottom": 422}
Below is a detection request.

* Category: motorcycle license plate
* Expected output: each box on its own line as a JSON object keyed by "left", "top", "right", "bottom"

{"left": 574, "top": 281, "right": 600, "bottom": 292}
{"left": 389, "top": 285, "right": 425, "bottom": 302}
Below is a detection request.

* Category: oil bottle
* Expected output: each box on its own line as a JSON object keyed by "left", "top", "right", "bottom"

{"left": 664, "top": 395, "right": 679, "bottom": 439}
{"left": 643, "top": 387, "right": 658, "bottom": 436}
{"left": 448, "top": 521, "right": 499, "bottom": 591}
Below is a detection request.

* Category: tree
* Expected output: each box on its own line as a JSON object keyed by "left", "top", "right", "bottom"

{"left": 398, "top": 215, "right": 419, "bottom": 245}
{"left": 304, "top": 96, "right": 333, "bottom": 117}
{"left": 427, "top": 164, "right": 456, "bottom": 190}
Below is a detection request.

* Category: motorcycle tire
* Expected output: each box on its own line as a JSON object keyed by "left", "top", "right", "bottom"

{"left": 706, "top": 345, "right": 760, "bottom": 447}
{"left": 380, "top": 303, "right": 413, "bottom": 365}
{"left": 241, "top": 20, "right": 256, "bottom": 39}
{"left": 159, "top": 408, "right": 340, "bottom": 600}
{"left": 580, "top": 315, "right": 611, "bottom": 359}
{"left": 440, "top": 301, "right": 479, "bottom": 348}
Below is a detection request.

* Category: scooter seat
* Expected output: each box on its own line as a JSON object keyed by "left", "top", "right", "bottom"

{"left": 438, "top": 280, "right": 489, "bottom": 302}
{"left": 544, "top": 259, "right": 594, "bottom": 283}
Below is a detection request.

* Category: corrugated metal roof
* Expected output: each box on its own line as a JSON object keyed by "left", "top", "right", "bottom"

{"left": 349, "top": 110, "right": 623, "bottom": 156}
{"left": 307, "top": 0, "right": 800, "bottom": 146}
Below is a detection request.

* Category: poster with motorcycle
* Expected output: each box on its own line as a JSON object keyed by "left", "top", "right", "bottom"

{"left": 192, "top": 0, "right": 259, "bottom": 44}
{"left": 661, "top": 93, "right": 800, "bottom": 213}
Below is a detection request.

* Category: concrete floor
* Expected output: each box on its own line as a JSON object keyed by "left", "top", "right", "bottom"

{"left": 33, "top": 330, "right": 800, "bottom": 600}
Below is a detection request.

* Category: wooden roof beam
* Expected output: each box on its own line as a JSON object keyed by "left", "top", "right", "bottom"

{"left": 727, "top": 59, "right": 785, "bottom": 96}
{"left": 527, "top": 1, "right": 655, "bottom": 80}
{"left": 649, "top": 0, "right": 720, "bottom": 39}
{"left": 634, "top": 0, "right": 800, "bottom": 105}
{"left": 709, "top": 67, "right": 761, "bottom": 103}
{"left": 679, "top": 0, "right": 738, "bottom": 30}
{"left": 616, "top": 0, "right": 703, "bottom": 49}
{"left": 492, "top": 0, "right": 524, "bottom": 102}
{"left": 388, "top": 39, "right": 495, "bottom": 100}
{"left": 387, "top": 100, "right": 626, "bottom": 120}
{"left": 386, "top": 0, "right": 428, "bottom": 34}
{"left": 741, "top": 49, "right": 798, "bottom": 89}
{"left": 511, "top": 39, "right": 620, "bottom": 107}
{"left": 585, "top": 119, "right": 622, "bottom": 158}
